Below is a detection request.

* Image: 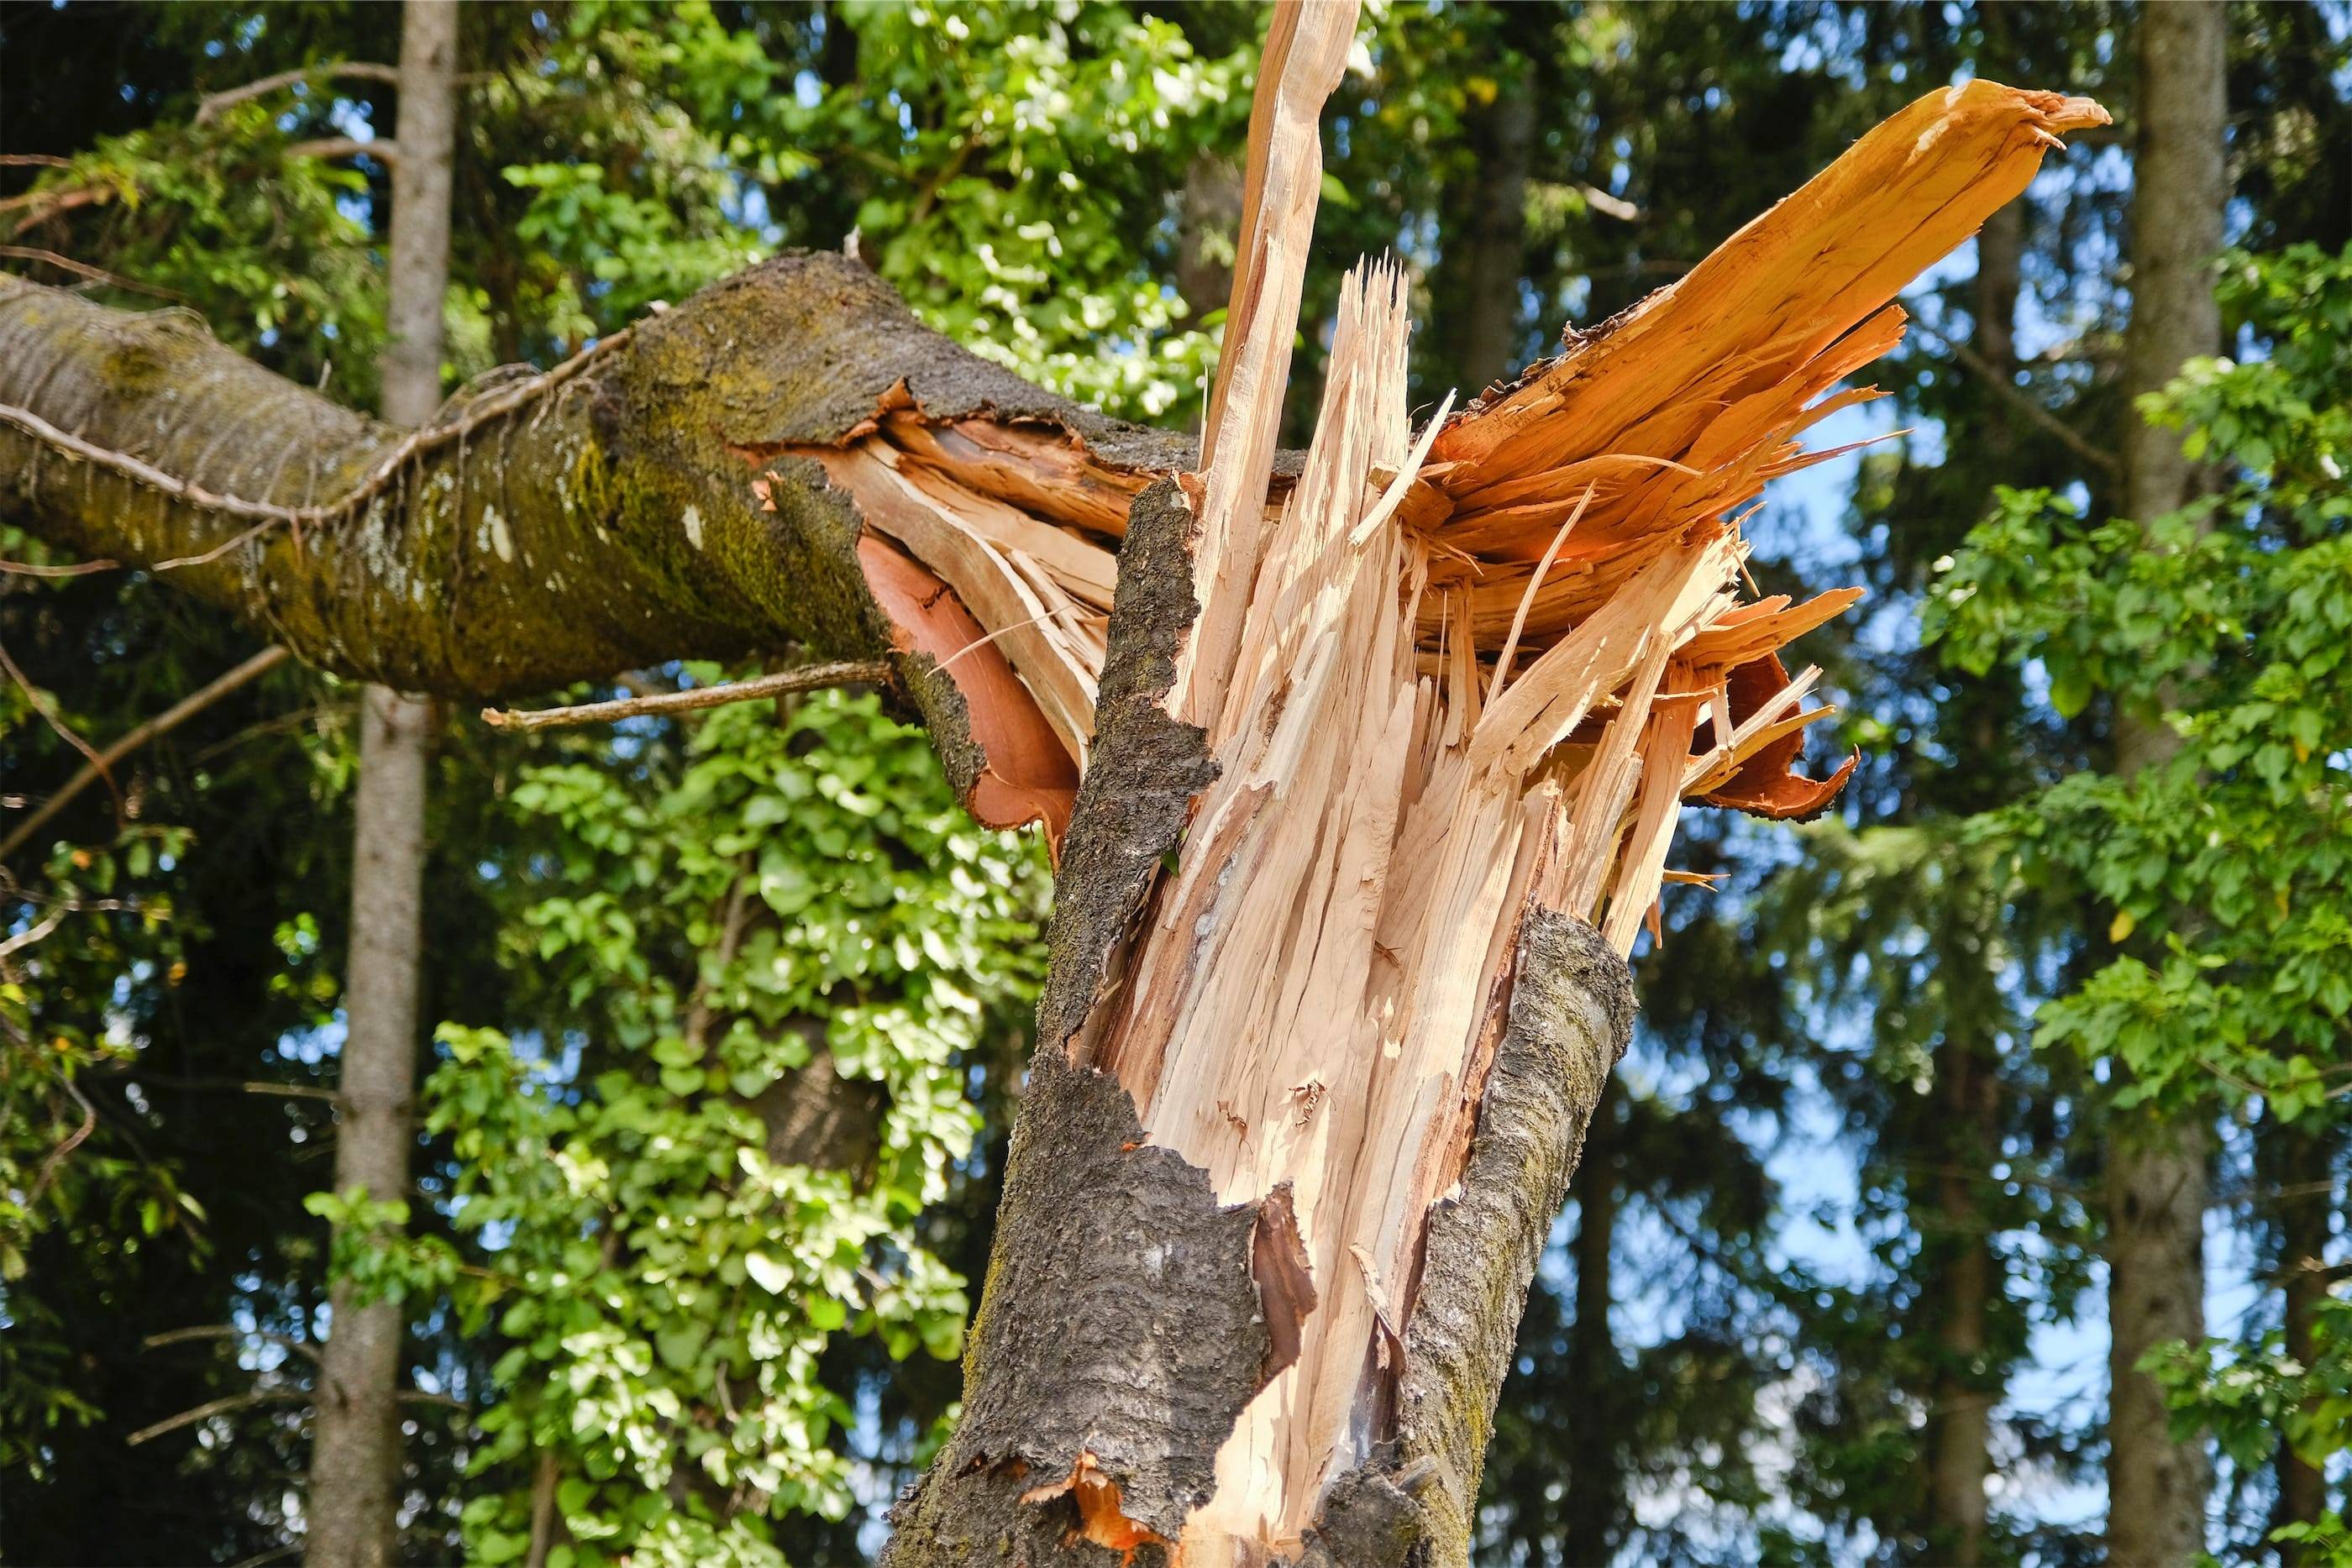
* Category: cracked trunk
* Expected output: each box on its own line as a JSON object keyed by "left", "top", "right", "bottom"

{"left": 0, "top": 34, "right": 2104, "bottom": 1565}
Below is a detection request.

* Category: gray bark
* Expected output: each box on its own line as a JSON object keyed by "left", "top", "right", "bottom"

{"left": 1453, "top": 67, "right": 1536, "bottom": 396}
{"left": 1178, "top": 155, "right": 1245, "bottom": 327}
{"left": 2271, "top": 1119, "right": 2335, "bottom": 1562}
{"left": 1924, "top": 190, "right": 2024, "bottom": 1567}
{"left": 1561, "top": 1084, "right": 1620, "bottom": 1568}
{"left": 307, "top": 686, "right": 433, "bottom": 1568}
{"left": 306, "top": 6, "right": 456, "bottom": 1565}
{"left": 2106, "top": 5, "right": 2225, "bottom": 1562}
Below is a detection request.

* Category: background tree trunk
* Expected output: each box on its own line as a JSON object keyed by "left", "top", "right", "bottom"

{"left": 2270, "top": 1117, "right": 2337, "bottom": 1562}
{"left": 1926, "top": 1031, "right": 1998, "bottom": 1566}
{"left": 1451, "top": 58, "right": 1536, "bottom": 397}
{"left": 1562, "top": 1083, "right": 1622, "bottom": 1568}
{"left": 305, "top": 5, "right": 454, "bottom": 1564}
{"left": 2105, "top": 5, "right": 2224, "bottom": 1562}
{"left": 1919, "top": 198, "right": 2026, "bottom": 1565}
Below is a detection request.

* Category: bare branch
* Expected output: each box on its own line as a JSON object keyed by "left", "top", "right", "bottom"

{"left": 0, "top": 637, "right": 121, "bottom": 822}
{"left": 144, "top": 1324, "right": 323, "bottom": 1365}
{"left": 0, "top": 554, "right": 119, "bottom": 578}
{"left": 241, "top": 1081, "right": 343, "bottom": 1105}
{"left": 2, "top": 645, "right": 291, "bottom": 862}
{"left": 124, "top": 1387, "right": 308, "bottom": 1446}
{"left": 26, "top": 1076, "right": 97, "bottom": 1211}
{"left": 0, "top": 910, "right": 65, "bottom": 960}
{"left": 0, "top": 246, "right": 189, "bottom": 302}
{"left": 480, "top": 660, "right": 893, "bottom": 732}
{"left": 286, "top": 138, "right": 399, "bottom": 165}
{"left": 195, "top": 62, "right": 401, "bottom": 124}
{"left": 1915, "top": 317, "right": 2120, "bottom": 476}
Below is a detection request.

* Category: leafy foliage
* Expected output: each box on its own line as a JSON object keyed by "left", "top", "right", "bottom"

{"left": 1929, "top": 245, "right": 2352, "bottom": 1118}
{"left": 349, "top": 690, "right": 1047, "bottom": 1565}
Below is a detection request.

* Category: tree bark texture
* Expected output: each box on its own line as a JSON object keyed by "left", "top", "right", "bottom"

{"left": 1926, "top": 1034, "right": 1998, "bottom": 1568}
{"left": 2270, "top": 1117, "right": 2336, "bottom": 1562}
{"left": 307, "top": 6, "right": 456, "bottom": 1564}
{"left": 2106, "top": 6, "right": 2224, "bottom": 1562}
{"left": 307, "top": 686, "right": 433, "bottom": 1568}
{"left": 1561, "top": 1084, "right": 1621, "bottom": 1568}
{"left": 1450, "top": 56, "right": 1536, "bottom": 398}
{"left": 0, "top": 72, "right": 2111, "bottom": 1568}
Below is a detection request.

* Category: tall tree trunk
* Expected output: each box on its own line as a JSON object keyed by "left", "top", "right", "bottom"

{"left": 1926, "top": 1030, "right": 1998, "bottom": 1566}
{"left": 2105, "top": 6, "right": 2224, "bottom": 1563}
{"left": 1561, "top": 1083, "right": 1620, "bottom": 1568}
{"left": 305, "top": 6, "right": 455, "bottom": 1565}
{"left": 0, "top": 68, "right": 2103, "bottom": 1568}
{"left": 2271, "top": 1118, "right": 2336, "bottom": 1561}
{"left": 1178, "top": 153, "right": 1246, "bottom": 329}
{"left": 1920, "top": 176, "right": 2025, "bottom": 1565}
{"left": 1451, "top": 58, "right": 1536, "bottom": 396}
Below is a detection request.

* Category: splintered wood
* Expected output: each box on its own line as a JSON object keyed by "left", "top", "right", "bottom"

{"left": 793, "top": 76, "right": 2107, "bottom": 1563}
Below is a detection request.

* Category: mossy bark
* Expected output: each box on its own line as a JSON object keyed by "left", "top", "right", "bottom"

{"left": 0, "top": 253, "right": 1182, "bottom": 807}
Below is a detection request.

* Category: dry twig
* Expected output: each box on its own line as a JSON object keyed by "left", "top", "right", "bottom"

{"left": 480, "top": 660, "right": 893, "bottom": 732}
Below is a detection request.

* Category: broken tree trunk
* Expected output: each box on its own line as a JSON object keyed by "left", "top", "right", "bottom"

{"left": 0, "top": 49, "right": 2104, "bottom": 1566}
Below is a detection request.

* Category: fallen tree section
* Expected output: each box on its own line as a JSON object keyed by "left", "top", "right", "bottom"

{"left": 0, "top": 255, "right": 1176, "bottom": 836}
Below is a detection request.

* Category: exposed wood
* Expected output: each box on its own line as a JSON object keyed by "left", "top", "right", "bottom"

{"left": 1179, "top": 0, "right": 1361, "bottom": 732}
{"left": 1030, "top": 79, "right": 2103, "bottom": 1564}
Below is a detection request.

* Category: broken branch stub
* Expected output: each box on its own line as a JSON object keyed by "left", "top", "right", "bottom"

{"left": 879, "top": 80, "right": 2107, "bottom": 1568}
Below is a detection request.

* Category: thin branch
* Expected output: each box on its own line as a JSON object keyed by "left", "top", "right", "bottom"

{"left": 480, "top": 660, "right": 893, "bottom": 732}
{"left": 144, "top": 1324, "right": 322, "bottom": 1365}
{"left": 0, "top": 636, "right": 122, "bottom": 822}
{"left": 124, "top": 1387, "right": 308, "bottom": 1446}
{"left": 0, "top": 910, "right": 65, "bottom": 960}
{"left": 402, "top": 1389, "right": 471, "bottom": 1412}
{"left": 0, "top": 154, "right": 71, "bottom": 170}
{"left": 25, "top": 1075, "right": 97, "bottom": 1209}
{"left": 240, "top": 1081, "right": 343, "bottom": 1105}
{"left": 0, "top": 246, "right": 189, "bottom": 302}
{"left": 153, "top": 517, "right": 284, "bottom": 572}
{"left": 196, "top": 61, "right": 401, "bottom": 124}
{"left": 1, "top": 644, "right": 290, "bottom": 861}
{"left": 1914, "top": 318, "right": 2120, "bottom": 476}
{"left": 227, "top": 1545, "right": 302, "bottom": 1568}
{"left": 286, "top": 138, "right": 398, "bottom": 165}
{"left": 0, "top": 554, "right": 119, "bottom": 578}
